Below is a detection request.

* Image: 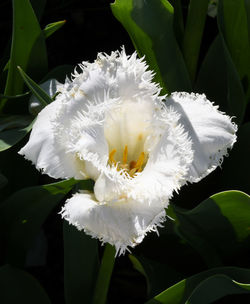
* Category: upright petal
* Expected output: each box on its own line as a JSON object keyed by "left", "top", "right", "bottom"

{"left": 167, "top": 92, "right": 237, "bottom": 182}
{"left": 130, "top": 106, "right": 194, "bottom": 202}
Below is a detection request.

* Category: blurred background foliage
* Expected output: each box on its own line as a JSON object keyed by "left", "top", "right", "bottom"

{"left": 0, "top": 0, "right": 250, "bottom": 303}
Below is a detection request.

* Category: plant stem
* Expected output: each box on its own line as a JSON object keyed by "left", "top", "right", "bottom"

{"left": 92, "top": 244, "right": 116, "bottom": 304}
{"left": 183, "top": 0, "right": 209, "bottom": 83}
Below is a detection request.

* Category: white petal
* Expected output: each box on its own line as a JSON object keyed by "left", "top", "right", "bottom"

{"left": 19, "top": 99, "right": 86, "bottom": 179}
{"left": 129, "top": 106, "right": 193, "bottom": 202}
{"left": 61, "top": 191, "right": 167, "bottom": 255}
{"left": 92, "top": 106, "right": 193, "bottom": 207}
{"left": 167, "top": 92, "right": 237, "bottom": 182}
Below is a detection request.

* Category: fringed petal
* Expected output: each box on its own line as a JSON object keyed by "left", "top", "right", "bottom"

{"left": 60, "top": 191, "right": 167, "bottom": 255}
{"left": 19, "top": 99, "right": 85, "bottom": 179}
{"left": 167, "top": 92, "right": 237, "bottom": 182}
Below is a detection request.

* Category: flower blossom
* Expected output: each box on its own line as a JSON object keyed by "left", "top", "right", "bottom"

{"left": 19, "top": 49, "right": 237, "bottom": 255}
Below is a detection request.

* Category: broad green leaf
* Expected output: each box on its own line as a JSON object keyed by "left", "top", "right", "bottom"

{"left": 64, "top": 222, "right": 99, "bottom": 304}
{"left": 0, "top": 172, "right": 8, "bottom": 189}
{"left": 168, "top": 0, "right": 184, "bottom": 47}
{"left": 0, "top": 264, "right": 51, "bottom": 304}
{"left": 1, "top": 20, "right": 65, "bottom": 77}
{"left": 182, "top": 0, "right": 209, "bottom": 82}
{"left": 0, "top": 114, "right": 31, "bottom": 132}
{"left": 172, "top": 191, "right": 250, "bottom": 267}
{"left": 0, "top": 146, "right": 39, "bottom": 201}
{"left": 18, "top": 66, "right": 52, "bottom": 107}
{"left": 4, "top": 0, "right": 48, "bottom": 100}
{"left": 92, "top": 244, "right": 115, "bottom": 304}
{"left": 43, "top": 20, "right": 66, "bottom": 39}
{"left": 218, "top": 0, "right": 250, "bottom": 101}
{"left": 146, "top": 267, "right": 250, "bottom": 304}
{"left": 129, "top": 255, "right": 182, "bottom": 298}
{"left": 245, "top": 0, "right": 250, "bottom": 45}
{"left": 129, "top": 216, "right": 204, "bottom": 298}
{"left": 220, "top": 119, "right": 250, "bottom": 194}
{"left": 219, "top": 123, "right": 250, "bottom": 194}
{"left": 195, "top": 35, "right": 246, "bottom": 124}
{"left": 111, "top": 0, "right": 191, "bottom": 93}
{"left": 0, "top": 119, "right": 34, "bottom": 152}
{"left": 186, "top": 275, "right": 250, "bottom": 304}
{"left": 0, "top": 179, "right": 80, "bottom": 266}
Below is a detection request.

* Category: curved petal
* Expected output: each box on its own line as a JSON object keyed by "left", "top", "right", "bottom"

{"left": 167, "top": 92, "right": 237, "bottom": 182}
{"left": 93, "top": 106, "right": 194, "bottom": 204}
{"left": 130, "top": 106, "right": 193, "bottom": 202}
{"left": 19, "top": 99, "right": 86, "bottom": 179}
{"left": 60, "top": 191, "right": 167, "bottom": 255}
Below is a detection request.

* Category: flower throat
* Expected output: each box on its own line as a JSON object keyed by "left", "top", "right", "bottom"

{"left": 108, "top": 145, "right": 146, "bottom": 177}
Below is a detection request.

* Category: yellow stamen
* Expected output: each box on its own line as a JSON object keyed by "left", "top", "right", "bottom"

{"left": 109, "top": 149, "right": 117, "bottom": 164}
{"left": 129, "top": 168, "right": 137, "bottom": 176}
{"left": 135, "top": 152, "right": 145, "bottom": 172}
{"left": 108, "top": 145, "right": 146, "bottom": 177}
{"left": 122, "top": 145, "right": 128, "bottom": 164}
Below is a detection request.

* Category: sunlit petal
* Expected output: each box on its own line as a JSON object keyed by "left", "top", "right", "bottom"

{"left": 167, "top": 92, "right": 237, "bottom": 182}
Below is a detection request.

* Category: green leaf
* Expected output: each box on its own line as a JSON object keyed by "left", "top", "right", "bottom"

{"left": 146, "top": 267, "right": 250, "bottom": 304}
{"left": 245, "top": 0, "right": 250, "bottom": 45}
{"left": 219, "top": 122, "right": 250, "bottom": 194}
{"left": 43, "top": 20, "right": 66, "bottom": 39}
{"left": 168, "top": 0, "right": 184, "bottom": 47}
{"left": 129, "top": 255, "right": 182, "bottom": 298}
{"left": 186, "top": 274, "right": 250, "bottom": 304}
{"left": 0, "top": 119, "right": 34, "bottom": 152}
{"left": 172, "top": 191, "right": 250, "bottom": 267}
{"left": 195, "top": 35, "right": 246, "bottom": 124}
{"left": 111, "top": 0, "right": 191, "bottom": 93}
{"left": 0, "top": 114, "right": 32, "bottom": 151}
{"left": 0, "top": 114, "right": 32, "bottom": 131}
{"left": 0, "top": 92, "right": 30, "bottom": 100}
{"left": 92, "top": 244, "right": 116, "bottom": 304}
{"left": 18, "top": 66, "right": 52, "bottom": 107}
{"left": 64, "top": 222, "right": 99, "bottom": 304}
{"left": 0, "top": 264, "right": 51, "bottom": 304}
{"left": 182, "top": 0, "right": 209, "bottom": 83}
{"left": 0, "top": 172, "right": 8, "bottom": 189}
{"left": 0, "top": 179, "right": 80, "bottom": 266}
{"left": 1, "top": 20, "right": 65, "bottom": 77}
{"left": 3, "top": 0, "right": 48, "bottom": 100}
{"left": 218, "top": 0, "right": 250, "bottom": 101}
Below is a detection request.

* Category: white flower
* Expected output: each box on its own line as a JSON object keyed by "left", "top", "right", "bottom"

{"left": 19, "top": 48, "right": 237, "bottom": 255}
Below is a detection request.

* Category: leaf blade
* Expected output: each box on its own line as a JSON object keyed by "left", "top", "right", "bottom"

{"left": 64, "top": 221, "right": 99, "bottom": 304}
{"left": 18, "top": 66, "right": 52, "bottom": 107}
{"left": 111, "top": 0, "right": 191, "bottom": 93}
{"left": 0, "top": 179, "right": 80, "bottom": 266}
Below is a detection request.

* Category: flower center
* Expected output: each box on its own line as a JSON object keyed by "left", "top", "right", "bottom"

{"left": 108, "top": 145, "right": 146, "bottom": 177}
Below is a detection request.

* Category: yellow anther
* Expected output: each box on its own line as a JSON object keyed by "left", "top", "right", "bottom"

{"left": 135, "top": 152, "right": 145, "bottom": 172}
{"left": 108, "top": 145, "right": 146, "bottom": 177}
{"left": 122, "top": 145, "right": 128, "bottom": 164}
{"left": 109, "top": 149, "right": 117, "bottom": 164}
